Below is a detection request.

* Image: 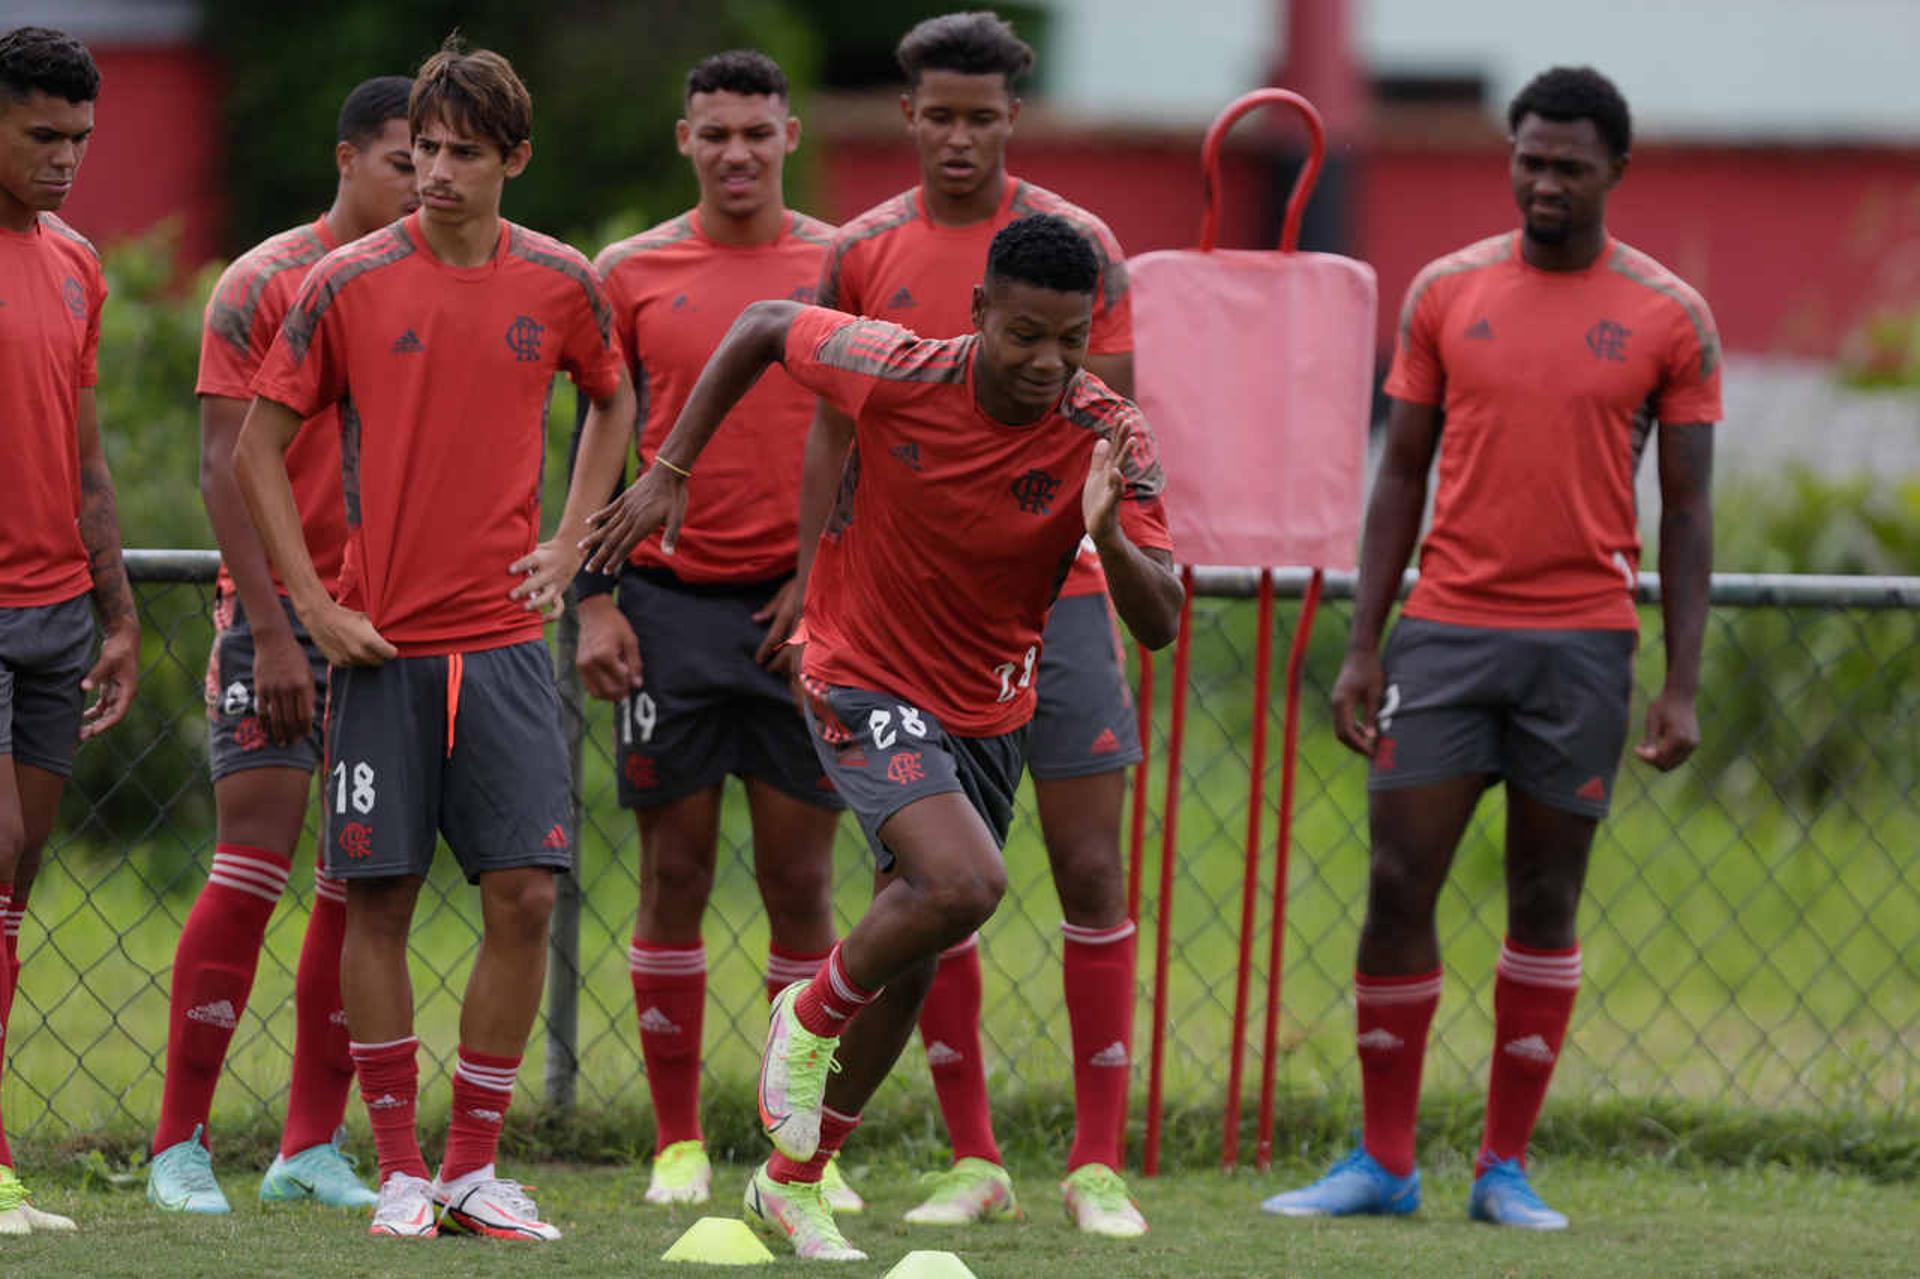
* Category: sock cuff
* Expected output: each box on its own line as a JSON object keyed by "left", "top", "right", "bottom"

{"left": 628, "top": 939, "right": 707, "bottom": 976}
{"left": 1, "top": 908, "right": 20, "bottom": 937}
{"left": 209, "top": 845, "right": 294, "bottom": 904}
{"left": 822, "top": 1105, "right": 860, "bottom": 1128}
{"left": 825, "top": 944, "right": 878, "bottom": 1006}
{"left": 349, "top": 1034, "right": 419, "bottom": 1059}
{"left": 1498, "top": 939, "right": 1582, "bottom": 989}
{"left": 939, "top": 933, "right": 980, "bottom": 960}
{"left": 767, "top": 945, "right": 829, "bottom": 985}
{"left": 1355, "top": 969, "right": 1444, "bottom": 1005}
{"left": 313, "top": 872, "right": 348, "bottom": 904}
{"left": 1061, "top": 919, "right": 1137, "bottom": 946}
{"left": 454, "top": 1047, "right": 521, "bottom": 1094}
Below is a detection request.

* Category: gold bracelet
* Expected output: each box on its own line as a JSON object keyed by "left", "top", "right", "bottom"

{"left": 653, "top": 455, "right": 692, "bottom": 479}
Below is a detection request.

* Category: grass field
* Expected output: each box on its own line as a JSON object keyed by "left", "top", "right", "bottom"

{"left": 3, "top": 1152, "right": 1915, "bottom": 1277}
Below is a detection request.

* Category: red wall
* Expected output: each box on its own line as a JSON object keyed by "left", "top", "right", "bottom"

{"left": 821, "top": 133, "right": 1920, "bottom": 360}
{"left": 56, "top": 46, "right": 225, "bottom": 267}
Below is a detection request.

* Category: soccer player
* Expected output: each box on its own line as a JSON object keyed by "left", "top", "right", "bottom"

{"left": 789, "top": 12, "right": 1150, "bottom": 1234}
{"left": 145, "top": 75, "right": 417, "bottom": 1216}
{"left": 578, "top": 50, "right": 857, "bottom": 1210}
{"left": 582, "top": 213, "right": 1183, "bottom": 1261}
{"left": 0, "top": 25, "right": 140, "bottom": 1237}
{"left": 1261, "top": 67, "right": 1717, "bottom": 1230}
{"left": 234, "top": 39, "right": 635, "bottom": 1241}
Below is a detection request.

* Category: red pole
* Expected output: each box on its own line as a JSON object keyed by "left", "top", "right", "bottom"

{"left": 1142, "top": 567, "right": 1194, "bottom": 1178}
{"left": 1221, "top": 570, "right": 1274, "bottom": 1169}
{"left": 1255, "top": 569, "right": 1323, "bottom": 1170}
{"left": 1119, "top": 641, "right": 1154, "bottom": 1166}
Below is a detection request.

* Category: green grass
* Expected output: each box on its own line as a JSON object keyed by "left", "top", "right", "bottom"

{"left": 3, "top": 1152, "right": 1915, "bottom": 1277}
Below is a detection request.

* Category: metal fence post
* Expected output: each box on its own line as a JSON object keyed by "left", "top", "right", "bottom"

{"left": 545, "top": 599, "right": 585, "bottom": 1113}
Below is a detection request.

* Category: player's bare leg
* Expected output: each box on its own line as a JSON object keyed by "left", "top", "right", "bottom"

{"left": 1264, "top": 774, "right": 1486, "bottom": 1220}
{"left": 1469, "top": 790, "right": 1597, "bottom": 1230}
{"left": 1036, "top": 769, "right": 1147, "bottom": 1235}
{"left": 149, "top": 766, "right": 308, "bottom": 1215}
{"left": 630, "top": 785, "right": 723, "bottom": 1203}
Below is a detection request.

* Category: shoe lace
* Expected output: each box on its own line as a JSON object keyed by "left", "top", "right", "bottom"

{"left": 655, "top": 1143, "right": 705, "bottom": 1180}
{"left": 914, "top": 1162, "right": 985, "bottom": 1200}
{"left": 479, "top": 1178, "right": 540, "bottom": 1218}
{"left": 170, "top": 1146, "right": 223, "bottom": 1198}
{"left": 786, "top": 1180, "right": 852, "bottom": 1245}
{"left": 786, "top": 1031, "right": 842, "bottom": 1097}
{"left": 1070, "top": 1165, "right": 1131, "bottom": 1209}
{"left": 380, "top": 1173, "right": 434, "bottom": 1217}
{"left": 1488, "top": 1164, "right": 1549, "bottom": 1212}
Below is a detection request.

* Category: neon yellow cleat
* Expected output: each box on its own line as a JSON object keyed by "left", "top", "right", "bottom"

{"left": 902, "top": 1157, "right": 1019, "bottom": 1225}
{"left": 743, "top": 1161, "right": 866, "bottom": 1261}
{"left": 1062, "top": 1163, "right": 1148, "bottom": 1237}
{"left": 821, "top": 1154, "right": 865, "bottom": 1214}
{"left": 645, "top": 1140, "right": 713, "bottom": 1206}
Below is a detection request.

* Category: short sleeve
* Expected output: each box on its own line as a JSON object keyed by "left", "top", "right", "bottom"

{"left": 1112, "top": 405, "right": 1173, "bottom": 553}
{"left": 1088, "top": 243, "right": 1133, "bottom": 357}
{"left": 595, "top": 256, "right": 638, "bottom": 369}
{"left": 77, "top": 266, "right": 105, "bottom": 389}
{"left": 561, "top": 267, "right": 624, "bottom": 402}
{"left": 817, "top": 235, "right": 860, "bottom": 315}
{"left": 1383, "top": 273, "right": 1446, "bottom": 406}
{"left": 196, "top": 260, "right": 279, "bottom": 400}
{"left": 1653, "top": 298, "right": 1723, "bottom": 425}
{"left": 782, "top": 306, "right": 913, "bottom": 422}
{"left": 250, "top": 272, "right": 346, "bottom": 418}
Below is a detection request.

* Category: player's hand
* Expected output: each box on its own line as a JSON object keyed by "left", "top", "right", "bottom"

{"left": 306, "top": 600, "right": 397, "bottom": 669}
{"left": 581, "top": 466, "right": 688, "bottom": 575}
{"left": 752, "top": 576, "right": 804, "bottom": 668}
{"left": 1082, "top": 419, "right": 1132, "bottom": 545}
{"left": 1330, "top": 647, "right": 1385, "bottom": 757}
{"left": 252, "top": 624, "right": 315, "bottom": 746}
{"left": 509, "top": 537, "right": 582, "bottom": 621}
{"left": 576, "top": 594, "right": 643, "bottom": 702}
{"left": 1635, "top": 687, "right": 1700, "bottom": 771}
{"left": 79, "top": 617, "right": 140, "bottom": 741}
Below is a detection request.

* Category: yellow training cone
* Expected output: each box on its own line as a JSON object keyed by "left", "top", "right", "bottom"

{"left": 883, "top": 1250, "right": 978, "bottom": 1278}
{"left": 661, "top": 1216, "right": 776, "bottom": 1265}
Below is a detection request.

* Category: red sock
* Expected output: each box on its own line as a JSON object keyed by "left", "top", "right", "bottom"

{"left": 628, "top": 938, "right": 706, "bottom": 1150}
{"left": 153, "top": 843, "right": 291, "bottom": 1152}
{"left": 1355, "top": 968, "right": 1443, "bottom": 1177}
{"left": 0, "top": 886, "right": 19, "bottom": 1011}
{"left": 0, "top": 885, "right": 13, "bottom": 1168}
{"left": 442, "top": 1046, "right": 519, "bottom": 1182}
{"left": 1479, "top": 939, "right": 1581, "bottom": 1172}
{"left": 793, "top": 943, "right": 878, "bottom": 1037}
{"left": 917, "top": 935, "right": 1001, "bottom": 1166}
{"left": 1062, "top": 920, "right": 1136, "bottom": 1171}
{"left": 350, "top": 1036, "right": 429, "bottom": 1183}
{"left": 768, "top": 1106, "right": 860, "bottom": 1185}
{"left": 766, "top": 943, "right": 829, "bottom": 1005}
{"left": 281, "top": 871, "right": 354, "bottom": 1156}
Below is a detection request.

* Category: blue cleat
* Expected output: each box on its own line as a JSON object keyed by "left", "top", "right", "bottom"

{"left": 147, "top": 1125, "right": 232, "bottom": 1214}
{"left": 1469, "top": 1159, "right": 1567, "bottom": 1230}
{"left": 260, "top": 1129, "right": 379, "bottom": 1208}
{"left": 1260, "top": 1149, "right": 1420, "bottom": 1218}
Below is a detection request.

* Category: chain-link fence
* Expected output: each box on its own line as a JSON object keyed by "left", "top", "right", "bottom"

{"left": 7, "top": 553, "right": 1917, "bottom": 1149}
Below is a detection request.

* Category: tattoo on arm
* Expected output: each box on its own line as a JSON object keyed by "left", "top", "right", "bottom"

{"left": 80, "top": 459, "right": 137, "bottom": 627}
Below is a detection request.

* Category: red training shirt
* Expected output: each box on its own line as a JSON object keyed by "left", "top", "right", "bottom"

{"left": 596, "top": 208, "right": 835, "bottom": 582}
{"left": 253, "top": 212, "right": 624, "bottom": 656}
{"left": 199, "top": 216, "right": 349, "bottom": 596}
{"left": 783, "top": 307, "right": 1172, "bottom": 736}
{"left": 819, "top": 177, "right": 1133, "bottom": 599}
{"left": 0, "top": 213, "right": 105, "bottom": 607}
{"left": 1386, "top": 233, "right": 1722, "bottom": 631}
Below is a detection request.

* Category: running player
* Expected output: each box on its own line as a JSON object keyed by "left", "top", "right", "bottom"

{"left": 1261, "top": 67, "right": 1718, "bottom": 1230}
{"left": 578, "top": 49, "right": 857, "bottom": 1211}
{"left": 234, "top": 39, "right": 635, "bottom": 1241}
{"left": 0, "top": 25, "right": 140, "bottom": 1238}
{"left": 787, "top": 12, "right": 1149, "bottom": 1234}
{"left": 146, "top": 75, "right": 417, "bottom": 1216}
{"left": 582, "top": 213, "right": 1182, "bottom": 1261}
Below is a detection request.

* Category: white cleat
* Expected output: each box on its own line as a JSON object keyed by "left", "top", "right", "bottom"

{"left": 435, "top": 1166, "right": 562, "bottom": 1241}
{"left": 367, "top": 1172, "right": 439, "bottom": 1239}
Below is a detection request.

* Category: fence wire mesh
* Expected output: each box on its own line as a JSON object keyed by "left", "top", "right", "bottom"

{"left": 7, "top": 554, "right": 1916, "bottom": 1148}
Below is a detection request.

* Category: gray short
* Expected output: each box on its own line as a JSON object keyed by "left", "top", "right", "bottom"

{"left": 801, "top": 679, "right": 1026, "bottom": 872}
{"left": 322, "top": 641, "right": 574, "bottom": 883}
{"left": 610, "top": 568, "right": 840, "bottom": 811}
{"left": 0, "top": 595, "right": 95, "bottom": 776}
{"left": 1368, "top": 617, "right": 1636, "bottom": 818}
{"left": 204, "top": 591, "right": 330, "bottom": 779}
{"left": 1028, "top": 592, "right": 1144, "bottom": 781}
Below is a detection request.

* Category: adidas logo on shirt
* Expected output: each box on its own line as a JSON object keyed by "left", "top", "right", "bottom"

{"left": 1089, "top": 1041, "right": 1129, "bottom": 1068}
{"left": 890, "top": 441, "right": 922, "bottom": 471}
{"left": 1356, "top": 1028, "right": 1404, "bottom": 1052}
{"left": 888, "top": 285, "right": 916, "bottom": 310}
{"left": 924, "top": 1040, "right": 963, "bottom": 1066}
{"left": 391, "top": 329, "right": 424, "bottom": 355}
{"left": 1465, "top": 317, "right": 1494, "bottom": 340}
{"left": 1503, "top": 1033, "right": 1556, "bottom": 1064}
{"left": 187, "top": 999, "right": 239, "bottom": 1029}
{"left": 638, "top": 1007, "right": 681, "bottom": 1035}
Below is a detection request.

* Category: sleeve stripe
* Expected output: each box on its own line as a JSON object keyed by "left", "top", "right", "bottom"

{"left": 1396, "top": 233, "right": 1512, "bottom": 346}
{"left": 281, "top": 228, "right": 415, "bottom": 364}
{"left": 509, "top": 225, "right": 615, "bottom": 346}
{"left": 207, "top": 226, "right": 328, "bottom": 357}
{"left": 1605, "top": 245, "right": 1722, "bottom": 380}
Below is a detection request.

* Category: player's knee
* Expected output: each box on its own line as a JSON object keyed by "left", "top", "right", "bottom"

{"left": 1050, "top": 843, "right": 1125, "bottom": 925}
{"left": 483, "top": 870, "right": 557, "bottom": 942}
{"left": 0, "top": 812, "right": 24, "bottom": 878}
{"left": 644, "top": 852, "right": 716, "bottom": 913}
{"left": 1507, "top": 875, "right": 1581, "bottom": 947}
{"left": 921, "top": 860, "right": 1006, "bottom": 935}
{"left": 1365, "top": 854, "right": 1440, "bottom": 932}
